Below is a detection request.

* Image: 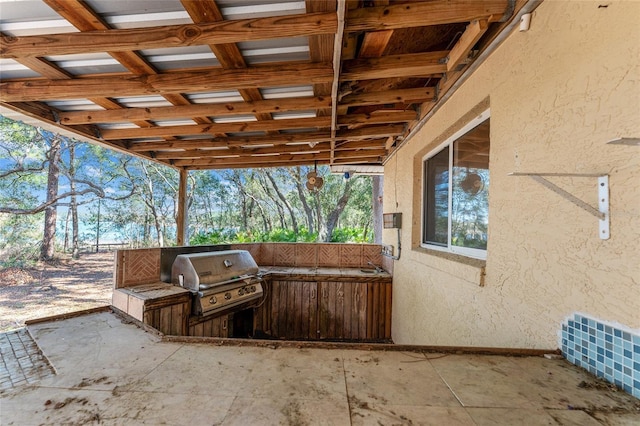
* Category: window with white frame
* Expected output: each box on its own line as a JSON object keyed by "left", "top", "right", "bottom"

{"left": 422, "top": 110, "right": 490, "bottom": 259}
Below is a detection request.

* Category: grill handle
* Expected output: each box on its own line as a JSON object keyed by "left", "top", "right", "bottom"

{"left": 198, "top": 275, "right": 262, "bottom": 290}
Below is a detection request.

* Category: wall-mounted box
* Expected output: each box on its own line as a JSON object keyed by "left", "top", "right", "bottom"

{"left": 383, "top": 213, "right": 402, "bottom": 229}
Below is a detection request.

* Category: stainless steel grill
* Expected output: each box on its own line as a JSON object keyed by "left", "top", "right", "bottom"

{"left": 171, "top": 250, "right": 263, "bottom": 316}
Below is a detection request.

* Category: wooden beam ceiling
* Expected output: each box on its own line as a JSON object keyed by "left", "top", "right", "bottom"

{"left": 0, "top": 0, "right": 516, "bottom": 170}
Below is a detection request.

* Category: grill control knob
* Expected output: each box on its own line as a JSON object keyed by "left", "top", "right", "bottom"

{"left": 238, "top": 288, "right": 245, "bottom": 296}
{"left": 209, "top": 296, "right": 217, "bottom": 305}
{"left": 250, "top": 285, "right": 256, "bottom": 292}
{"left": 224, "top": 292, "right": 231, "bottom": 300}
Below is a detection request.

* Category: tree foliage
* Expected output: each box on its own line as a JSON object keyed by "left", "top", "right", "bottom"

{"left": 0, "top": 116, "right": 375, "bottom": 265}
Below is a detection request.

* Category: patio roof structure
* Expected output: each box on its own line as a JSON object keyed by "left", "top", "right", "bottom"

{"left": 0, "top": 0, "right": 526, "bottom": 171}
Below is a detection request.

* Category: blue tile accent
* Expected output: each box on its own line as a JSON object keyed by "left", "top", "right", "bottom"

{"left": 559, "top": 314, "right": 639, "bottom": 400}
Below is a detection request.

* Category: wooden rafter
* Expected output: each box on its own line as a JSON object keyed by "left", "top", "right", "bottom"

{"left": 446, "top": 20, "right": 489, "bottom": 71}
{"left": 181, "top": 0, "right": 275, "bottom": 130}
{"left": 339, "top": 87, "right": 435, "bottom": 107}
{"left": 0, "top": 63, "right": 334, "bottom": 102}
{"left": 345, "top": 0, "right": 509, "bottom": 31}
{"left": 306, "top": 0, "right": 336, "bottom": 119}
{"left": 58, "top": 96, "right": 331, "bottom": 125}
{"left": 340, "top": 52, "right": 449, "bottom": 81}
{"left": 0, "top": 12, "right": 337, "bottom": 59}
{"left": 42, "top": 0, "right": 213, "bottom": 136}
{"left": 99, "top": 117, "right": 331, "bottom": 140}
{"left": 337, "top": 111, "right": 417, "bottom": 127}
{"left": 152, "top": 140, "right": 386, "bottom": 159}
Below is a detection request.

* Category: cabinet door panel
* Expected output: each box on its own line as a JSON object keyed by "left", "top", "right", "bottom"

{"left": 319, "top": 281, "right": 367, "bottom": 340}
{"left": 353, "top": 283, "right": 368, "bottom": 340}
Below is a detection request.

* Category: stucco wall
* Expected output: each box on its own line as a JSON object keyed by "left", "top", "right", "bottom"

{"left": 385, "top": 1, "right": 640, "bottom": 349}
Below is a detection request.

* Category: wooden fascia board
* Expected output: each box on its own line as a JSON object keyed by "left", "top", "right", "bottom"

{"left": 99, "top": 117, "right": 331, "bottom": 140}
{"left": 340, "top": 52, "right": 448, "bottom": 81}
{"left": 0, "top": 12, "right": 337, "bottom": 59}
{"left": 58, "top": 96, "right": 332, "bottom": 125}
{"left": 345, "top": 0, "right": 509, "bottom": 31}
{"left": 0, "top": 63, "right": 334, "bottom": 102}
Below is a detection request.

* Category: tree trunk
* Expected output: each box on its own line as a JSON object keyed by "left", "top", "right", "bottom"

{"left": 257, "top": 172, "right": 285, "bottom": 228}
{"left": 69, "top": 142, "right": 80, "bottom": 258}
{"left": 71, "top": 193, "right": 79, "bottom": 258}
{"left": 314, "top": 191, "right": 324, "bottom": 241}
{"left": 372, "top": 175, "right": 384, "bottom": 244}
{"left": 63, "top": 208, "right": 70, "bottom": 253}
{"left": 323, "top": 179, "right": 354, "bottom": 242}
{"left": 40, "top": 135, "right": 62, "bottom": 260}
{"left": 265, "top": 170, "right": 298, "bottom": 234}
{"left": 291, "top": 167, "right": 315, "bottom": 234}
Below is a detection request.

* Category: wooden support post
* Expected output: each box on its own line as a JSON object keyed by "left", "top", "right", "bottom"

{"left": 176, "top": 168, "right": 188, "bottom": 246}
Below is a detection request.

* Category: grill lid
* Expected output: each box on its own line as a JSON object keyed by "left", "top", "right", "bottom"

{"left": 171, "top": 250, "right": 259, "bottom": 291}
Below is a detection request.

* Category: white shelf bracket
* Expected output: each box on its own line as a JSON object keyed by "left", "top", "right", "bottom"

{"left": 509, "top": 173, "right": 610, "bottom": 240}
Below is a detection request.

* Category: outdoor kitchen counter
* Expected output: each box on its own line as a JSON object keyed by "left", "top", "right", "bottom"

{"left": 258, "top": 266, "right": 392, "bottom": 282}
{"left": 255, "top": 266, "right": 392, "bottom": 341}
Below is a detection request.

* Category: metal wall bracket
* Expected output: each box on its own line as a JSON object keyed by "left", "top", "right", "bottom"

{"left": 509, "top": 173, "right": 610, "bottom": 240}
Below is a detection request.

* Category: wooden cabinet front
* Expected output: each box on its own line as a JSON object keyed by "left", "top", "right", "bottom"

{"left": 189, "top": 314, "right": 230, "bottom": 338}
{"left": 254, "top": 276, "right": 391, "bottom": 342}
{"left": 266, "top": 280, "right": 318, "bottom": 340}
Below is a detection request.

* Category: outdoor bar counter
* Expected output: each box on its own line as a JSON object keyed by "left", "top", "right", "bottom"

{"left": 112, "top": 244, "right": 393, "bottom": 342}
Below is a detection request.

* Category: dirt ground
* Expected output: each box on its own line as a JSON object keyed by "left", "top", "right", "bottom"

{"left": 0, "top": 252, "right": 114, "bottom": 333}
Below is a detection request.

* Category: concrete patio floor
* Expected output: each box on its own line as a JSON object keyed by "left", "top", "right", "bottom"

{"left": 0, "top": 312, "right": 638, "bottom": 425}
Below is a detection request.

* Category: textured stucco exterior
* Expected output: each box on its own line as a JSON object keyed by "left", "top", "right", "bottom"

{"left": 385, "top": 1, "right": 640, "bottom": 349}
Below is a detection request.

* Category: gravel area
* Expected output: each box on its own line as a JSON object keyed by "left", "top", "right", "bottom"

{"left": 0, "top": 252, "right": 114, "bottom": 332}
